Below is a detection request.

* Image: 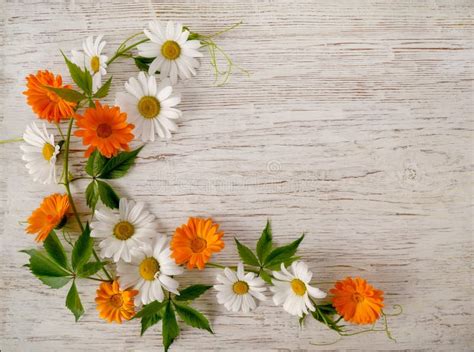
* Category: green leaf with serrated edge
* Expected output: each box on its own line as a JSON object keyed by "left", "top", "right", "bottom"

{"left": 134, "top": 300, "right": 167, "bottom": 319}
{"left": 21, "top": 249, "right": 70, "bottom": 278}
{"left": 173, "top": 301, "right": 213, "bottom": 334}
{"left": 259, "top": 269, "right": 272, "bottom": 284}
{"left": 265, "top": 256, "right": 301, "bottom": 271}
{"left": 99, "top": 147, "right": 143, "bottom": 179}
{"left": 77, "top": 261, "right": 106, "bottom": 278}
{"left": 61, "top": 51, "right": 89, "bottom": 94}
{"left": 44, "top": 86, "right": 85, "bottom": 103}
{"left": 235, "top": 238, "right": 260, "bottom": 267}
{"left": 85, "top": 180, "right": 99, "bottom": 210}
{"left": 85, "top": 149, "right": 107, "bottom": 177}
{"left": 140, "top": 313, "right": 162, "bottom": 336}
{"left": 38, "top": 276, "right": 72, "bottom": 288}
{"left": 97, "top": 180, "right": 120, "bottom": 209}
{"left": 71, "top": 223, "right": 93, "bottom": 271}
{"left": 84, "top": 69, "right": 93, "bottom": 95}
{"left": 175, "top": 284, "right": 212, "bottom": 302}
{"left": 43, "top": 230, "right": 69, "bottom": 269}
{"left": 66, "top": 281, "right": 84, "bottom": 322}
{"left": 162, "top": 301, "right": 179, "bottom": 352}
{"left": 263, "top": 234, "right": 304, "bottom": 268}
{"left": 93, "top": 76, "right": 112, "bottom": 98}
{"left": 256, "top": 220, "right": 272, "bottom": 263}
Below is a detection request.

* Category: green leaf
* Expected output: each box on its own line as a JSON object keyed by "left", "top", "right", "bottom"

{"left": 44, "top": 86, "right": 85, "bottom": 103}
{"left": 173, "top": 301, "right": 213, "bottom": 334}
{"left": 85, "top": 180, "right": 99, "bottom": 210}
{"left": 175, "top": 284, "right": 212, "bottom": 302}
{"left": 84, "top": 69, "right": 93, "bottom": 95}
{"left": 134, "top": 300, "right": 167, "bottom": 319}
{"left": 66, "top": 281, "right": 84, "bottom": 322}
{"left": 235, "top": 238, "right": 259, "bottom": 267}
{"left": 140, "top": 313, "right": 162, "bottom": 336}
{"left": 77, "top": 261, "right": 106, "bottom": 277}
{"left": 265, "top": 256, "right": 301, "bottom": 271}
{"left": 162, "top": 301, "right": 179, "bottom": 352}
{"left": 61, "top": 51, "right": 91, "bottom": 95}
{"left": 71, "top": 223, "right": 93, "bottom": 271}
{"left": 134, "top": 56, "right": 159, "bottom": 73}
{"left": 99, "top": 147, "right": 143, "bottom": 179}
{"left": 97, "top": 180, "right": 120, "bottom": 209}
{"left": 256, "top": 220, "right": 273, "bottom": 263}
{"left": 37, "top": 276, "right": 72, "bottom": 288}
{"left": 21, "top": 249, "right": 71, "bottom": 280}
{"left": 264, "top": 234, "right": 304, "bottom": 268}
{"left": 93, "top": 76, "right": 112, "bottom": 99}
{"left": 85, "top": 149, "right": 107, "bottom": 177}
{"left": 43, "top": 230, "right": 69, "bottom": 269}
{"left": 311, "top": 305, "right": 343, "bottom": 332}
{"left": 259, "top": 269, "right": 272, "bottom": 284}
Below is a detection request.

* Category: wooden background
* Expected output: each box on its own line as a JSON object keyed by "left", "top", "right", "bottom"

{"left": 0, "top": 0, "right": 472, "bottom": 351}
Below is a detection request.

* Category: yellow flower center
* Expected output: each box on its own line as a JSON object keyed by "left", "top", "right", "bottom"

{"left": 232, "top": 281, "right": 249, "bottom": 295}
{"left": 138, "top": 96, "right": 160, "bottom": 119}
{"left": 42, "top": 143, "right": 56, "bottom": 161}
{"left": 90, "top": 56, "right": 100, "bottom": 73}
{"left": 113, "top": 221, "right": 135, "bottom": 240}
{"left": 190, "top": 237, "right": 207, "bottom": 253}
{"left": 96, "top": 123, "right": 113, "bottom": 138}
{"left": 139, "top": 257, "right": 159, "bottom": 280}
{"left": 353, "top": 292, "right": 365, "bottom": 303}
{"left": 291, "top": 279, "right": 307, "bottom": 296}
{"left": 161, "top": 40, "right": 181, "bottom": 60}
{"left": 110, "top": 293, "right": 124, "bottom": 308}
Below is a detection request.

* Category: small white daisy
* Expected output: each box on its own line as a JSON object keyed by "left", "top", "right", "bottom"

{"left": 137, "top": 20, "right": 203, "bottom": 84}
{"left": 71, "top": 35, "right": 108, "bottom": 92}
{"left": 20, "top": 122, "right": 60, "bottom": 184}
{"left": 117, "top": 236, "right": 183, "bottom": 305}
{"left": 91, "top": 198, "right": 157, "bottom": 262}
{"left": 115, "top": 72, "right": 181, "bottom": 141}
{"left": 270, "top": 261, "right": 327, "bottom": 317}
{"left": 214, "top": 262, "right": 267, "bottom": 313}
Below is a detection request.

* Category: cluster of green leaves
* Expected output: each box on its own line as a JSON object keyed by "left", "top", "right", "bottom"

{"left": 135, "top": 285, "right": 213, "bottom": 352}
{"left": 21, "top": 225, "right": 106, "bottom": 321}
{"left": 85, "top": 147, "right": 143, "bottom": 210}
{"left": 234, "top": 220, "right": 303, "bottom": 283}
{"left": 45, "top": 52, "right": 112, "bottom": 107}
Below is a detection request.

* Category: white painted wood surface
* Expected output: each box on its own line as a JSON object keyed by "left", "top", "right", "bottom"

{"left": 1, "top": 0, "right": 472, "bottom": 350}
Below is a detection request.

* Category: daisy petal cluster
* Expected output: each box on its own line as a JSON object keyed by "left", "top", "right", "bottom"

{"left": 17, "top": 22, "right": 400, "bottom": 352}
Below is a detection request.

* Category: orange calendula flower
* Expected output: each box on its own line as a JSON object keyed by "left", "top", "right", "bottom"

{"left": 171, "top": 217, "right": 224, "bottom": 270}
{"left": 26, "top": 193, "right": 70, "bottom": 242}
{"left": 96, "top": 280, "right": 138, "bottom": 323}
{"left": 330, "top": 277, "right": 384, "bottom": 325}
{"left": 23, "top": 70, "right": 76, "bottom": 123}
{"left": 74, "top": 101, "right": 134, "bottom": 158}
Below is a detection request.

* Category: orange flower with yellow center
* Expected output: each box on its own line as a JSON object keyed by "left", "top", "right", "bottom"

{"left": 26, "top": 193, "right": 70, "bottom": 242}
{"left": 171, "top": 217, "right": 224, "bottom": 270}
{"left": 74, "top": 101, "right": 134, "bottom": 158}
{"left": 330, "top": 277, "right": 384, "bottom": 325}
{"left": 95, "top": 280, "right": 138, "bottom": 323}
{"left": 23, "top": 70, "right": 76, "bottom": 123}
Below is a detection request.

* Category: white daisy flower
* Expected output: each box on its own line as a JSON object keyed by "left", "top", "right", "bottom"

{"left": 115, "top": 72, "right": 181, "bottom": 141}
{"left": 137, "top": 20, "right": 203, "bottom": 84}
{"left": 20, "top": 122, "right": 60, "bottom": 184}
{"left": 71, "top": 35, "right": 108, "bottom": 92}
{"left": 270, "top": 261, "right": 326, "bottom": 317}
{"left": 214, "top": 262, "right": 267, "bottom": 313}
{"left": 117, "top": 236, "right": 183, "bottom": 305}
{"left": 91, "top": 198, "right": 157, "bottom": 263}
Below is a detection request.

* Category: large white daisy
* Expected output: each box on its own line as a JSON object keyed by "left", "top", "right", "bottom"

{"left": 115, "top": 72, "right": 181, "bottom": 141}
{"left": 71, "top": 35, "right": 108, "bottom": 92}
{"left": 117, "top": 236, "right": 183, "bottom": 305}
{"left": 91, "top": 198, "right": 157, "bottom": 263}
{"left": 270, "top": 261, "right": 326, "bottom": 317}
{"left": 214, "top": 262, "right": 267, "bottom": 313}
{"left": 137, "top": 20, "right": 203, "bottom": 84}
{"left": 20, "top": 122, "right": 60, "bottom": 184}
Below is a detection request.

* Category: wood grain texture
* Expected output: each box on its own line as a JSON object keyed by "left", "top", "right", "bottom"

{"left": 0, "top": 0, "right": 472, "bottom": 350}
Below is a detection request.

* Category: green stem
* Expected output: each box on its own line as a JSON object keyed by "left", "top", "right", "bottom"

{"left": 0, "top": 137, "right": 23, "bottom": 144}
{"left": 62, "top": 117, "right": 113, "bottom": 281}
{"left": 107, "top": 38, "right": 149, "bottom": 65}
{"left": 87, "top": 277, "right": 112, "bottom": 283}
